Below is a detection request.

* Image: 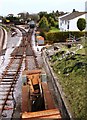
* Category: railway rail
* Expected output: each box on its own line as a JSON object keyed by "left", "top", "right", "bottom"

{"left": 0, "top": 27, "right": 29, "bottom": 118}
{"left": 1, "top": 27, "right": 5, "bottom": 50}
{"left": 24, "top": 37, "right": 38, "bottom": 70}
{"left": 0, "top": 26, "right": 39, "bottom": 119}
{"left": 0, "top": 27, "right": 5, "bottom": 52}
{"left": 21, "top": 28, "right": 62, "bottom": 119}
{"left": 0, "top": 56, "right": 23, "bottom": 117}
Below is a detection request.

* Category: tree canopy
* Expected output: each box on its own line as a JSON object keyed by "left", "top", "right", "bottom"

{"left": 48, "top": 17, "right": 55, "bottom": 27}
{"left": 38, "top": 16, "right": 49, "bottom": 31}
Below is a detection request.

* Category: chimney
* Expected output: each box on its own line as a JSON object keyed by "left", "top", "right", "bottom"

{"left": 72, "top": 9, "right": 76, "bottom": 12}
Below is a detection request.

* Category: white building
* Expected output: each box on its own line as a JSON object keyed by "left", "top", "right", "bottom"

{"left": 58, "top": 11, "right": 87, "bottom": 31}
{"left": 0, "top": 19, "right": 2, "bottom": 23}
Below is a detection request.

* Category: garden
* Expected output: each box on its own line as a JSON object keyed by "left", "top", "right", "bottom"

{"left": 48, "top": 38, "right": 87, "bottom": 119}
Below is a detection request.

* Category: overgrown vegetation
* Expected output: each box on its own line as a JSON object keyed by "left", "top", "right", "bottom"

{"left": 49, "top": 39, "right": 87, "bottom": 119}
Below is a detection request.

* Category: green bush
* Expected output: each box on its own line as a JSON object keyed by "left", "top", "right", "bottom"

{"left": 45, "top": 31, "right": 87, "bottom": 43}
{"left": 46, "top": 32, "right": 68, "bottom": 43}
{"left": 77, "top": 18, "right": 86, "bottom": 31}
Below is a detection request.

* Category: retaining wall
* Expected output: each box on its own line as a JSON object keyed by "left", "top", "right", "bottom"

{"left": 42, "top": 49, "right": 74, "bottom": 120}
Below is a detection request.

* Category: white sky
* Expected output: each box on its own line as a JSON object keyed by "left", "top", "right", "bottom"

{"left": 0, "top": 0, "right": 86, "bottom": 16}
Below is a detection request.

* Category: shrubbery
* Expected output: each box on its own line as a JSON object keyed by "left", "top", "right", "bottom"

{"left": 77, "top": 18, "right": 86, "bottom": 31}
{"left": 43, "top": 31, "right": 87, "bottom": 44}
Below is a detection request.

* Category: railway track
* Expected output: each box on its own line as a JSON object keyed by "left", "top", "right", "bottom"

{"left": 19, "top": 27, "right": 71, "bottom": 119}
{"left": 0, "top": 27, "right": 5, "bottom": 52}
{"left": 0, "top": 26, "right": 39, "bottom": 118}
{"left": 1, "top": 27, "right": 5, "bottom": 50}
{"left": 0, "top": 28, "right": 29, "bottom": 118}
{"left": 24, "top": 29, "right": 39, "bottom": 70}
{"left": 0, "top": 56, "right": 23, "bottom": 118}
{"left": 0, "top": 26, "right": 62, "bottom": 119}
{"left": 21, "top": 28, "right": 62, "bottom": 119}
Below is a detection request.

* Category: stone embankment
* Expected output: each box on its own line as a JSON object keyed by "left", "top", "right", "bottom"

{"left": 42, "top": 49, "right": 74, "bottom": 120}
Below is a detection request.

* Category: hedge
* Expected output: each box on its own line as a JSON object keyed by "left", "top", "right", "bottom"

{"left": 44, "top": 31, "right": 87, "bottom": 44}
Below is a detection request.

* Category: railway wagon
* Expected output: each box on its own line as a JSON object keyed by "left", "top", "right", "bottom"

{"left": 22, "top": 70, "right": 62, "bottom": 119}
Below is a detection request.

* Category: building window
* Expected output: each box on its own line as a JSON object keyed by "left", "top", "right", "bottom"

{"left": 62, "top": 20, "right": 64, "bottom": 24}
{"left": 65, "top": 20, "right": 67, "bottom": 24}
{"left": 60, "top": 21, "right": 62, "bottom": 26}
{"left": 67, "top": 21, "right": 69, "bottom": 30}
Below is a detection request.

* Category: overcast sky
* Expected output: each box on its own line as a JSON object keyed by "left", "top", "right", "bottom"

{"left": 0, "top": 0, "right": 86, "bottom": 16}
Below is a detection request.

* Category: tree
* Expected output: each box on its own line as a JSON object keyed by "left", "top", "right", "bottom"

{"left": 18, "top": 12, "right": 30, "bottom": 22}
{"left": 48, "top": 17, "right": 55, "bottom": 27}
{"left": 38, "top": 12, "right": 47, "bottom": 19}
{"left": 56, "top": 10, "right": 59, "bottom": 16}
{"left": 29, "top": 14, "right": 39, "bottom": 22}
{"left": 77, "top": 18, "right": 86, "bottom": 31}
{"left": 39, "top": 16, "right": 49, "bottom": 31}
